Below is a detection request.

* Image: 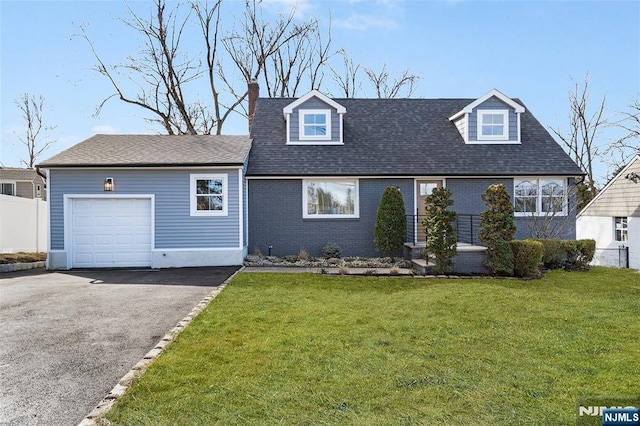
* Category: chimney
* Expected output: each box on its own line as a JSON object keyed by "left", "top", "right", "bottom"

{"left": 248, "top": 79, "right": 259, "bottom": 133}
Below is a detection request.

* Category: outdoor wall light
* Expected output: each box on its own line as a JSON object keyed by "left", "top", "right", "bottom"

{"left": 104, "top": 177, "right": 114, "bottom": 191}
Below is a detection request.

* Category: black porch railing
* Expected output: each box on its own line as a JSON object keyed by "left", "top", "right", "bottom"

{"left": 406, "top": 214, "right": 482, "bottom": 246}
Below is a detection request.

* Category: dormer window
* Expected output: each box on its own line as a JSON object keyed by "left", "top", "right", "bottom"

{"left": 478, "top": 110, "right": 508, "bottom": 140}
{"left": 284, "top": 90, "right": 346, "bottom": 145}
{"left": 449, "top": 89, "right": 524, "bottom": 144}
{"left": 300, "top": 110, "right": 331, "bottom": 140}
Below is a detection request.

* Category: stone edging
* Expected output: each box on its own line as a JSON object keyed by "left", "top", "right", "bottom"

{"left": 0, "top": 261, "right": 46, "bottom": 273}
{"left": 78, "top": 266, "right": 245, "bottom": 426}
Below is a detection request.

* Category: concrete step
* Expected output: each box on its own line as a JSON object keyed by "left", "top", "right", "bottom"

{"left": 411, "top": 258, "right": 435, "bottom": 275}
{"left": 403, "top": 243, "right": 426, "bottom": 260}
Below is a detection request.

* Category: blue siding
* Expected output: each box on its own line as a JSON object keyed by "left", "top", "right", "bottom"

{"left": 248, "top": 178, "right": 414, "bottom": 257}
{"left": 447, "top": 177, "right": 576, "bottom": 241}
{"left": 49, "top": 169, "right": 241, "bottom": 250}
{"left": 448, "top": 178, "right": 513, "bottom": 215}
{"left": 289, "top": 98, "right": 341, "bottom": 143}
{"left": 468, "top": 97, "right": 518, "bottom": 142}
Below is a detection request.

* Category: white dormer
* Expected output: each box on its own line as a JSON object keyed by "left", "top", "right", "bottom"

{"left": 449, "top": 89, "right": 525, "bottom": 144}
{"left": 283, "top": 90, "right": 346, "bottom": 145}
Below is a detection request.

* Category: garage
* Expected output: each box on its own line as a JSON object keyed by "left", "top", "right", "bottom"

{"left": 71, "top": 197, "right": 152, "bottom": 268}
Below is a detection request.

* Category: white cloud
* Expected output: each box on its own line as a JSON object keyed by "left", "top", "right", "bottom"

{"left": 91, "top": 125, "right": 118, "bottom": 134}
{"left": 334, "top": 13, "right": 399, "bottom": 31}
{"left": 261, "top": 0, "right": 316, "bottom": 19}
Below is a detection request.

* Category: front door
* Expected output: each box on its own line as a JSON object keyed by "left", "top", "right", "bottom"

{"left": 415, "top": 180, "right": 443, "bottom": 244}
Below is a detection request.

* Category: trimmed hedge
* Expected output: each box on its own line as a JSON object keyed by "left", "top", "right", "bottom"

{"left": 532, "top": 239, "right": 564, "bottom": 270}
{"left": 533, "top": 239, "right": 596, "bottom": 271}
{"left": 511, "top": 240, "right": 544, "bottom": 278}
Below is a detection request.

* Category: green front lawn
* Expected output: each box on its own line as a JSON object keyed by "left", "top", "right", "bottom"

{"left": 107, "top": 268, "right": 640, "bottom": 425}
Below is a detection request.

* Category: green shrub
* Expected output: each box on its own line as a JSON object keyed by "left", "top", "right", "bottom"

{"left": 560, "top": 240, "right": 580, "bottom": 270}
{"left": 511, "top": 240, "right": 544, "bottom": 278}
{"left": 422, "top": 187, "right": 457, "bottom": 274}
{"left": 479, "top": 184, "right": 516, "bottom": 276}
{"left": 374, "top": 186, "right": 407, "bottom": 262}
{"left": 577, "top": 239, "right": 596, "bottom": 265}
{"left": 322, "top": 242, "right": 342, "bottom": 259}
{"left": 533, "top": 239, "right": 565, "bottom": 269}
{"left": 534, "top": 238, "right": 596, "bottom": 271}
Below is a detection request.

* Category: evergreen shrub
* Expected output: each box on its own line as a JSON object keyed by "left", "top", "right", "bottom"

{"left": 374, "top": 186, "right": 407, "bottom": 262}
{"left": 511, "top": 240, "right": 544, "bottom": 278}
{"left": 322, "top": 242, "right": 342, "bottom": 259}
{"left": 422, "top": 187, "right": 457, "bottom": 274}
{"left": 479, "top": 184, "right": 516, "bottom": 276}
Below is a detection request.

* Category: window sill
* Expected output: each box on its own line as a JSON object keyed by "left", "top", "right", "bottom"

{"left": 287, "top": 141, "right": 343, "bottom": 145}
{"left": 514, "top": 212, "right": 568, "bottom": 217}
{"left": 303, "top": 216, "right": 360, "bottom": 221}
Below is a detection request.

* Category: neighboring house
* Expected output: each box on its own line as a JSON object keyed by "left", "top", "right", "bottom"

{"left": 577, "top": 154, "right": 640, "bottom": 270}
{"left": 0, "top": 167, "right": 46, "bottom": 200}
{"left": 0, "top": 167, "right": 48, "bottom": 253}
{"left": 246, "top": 88, "right": 583, "bottom": 259}
{"left": 38, "top": 135, "right": 251, "bottom": 270}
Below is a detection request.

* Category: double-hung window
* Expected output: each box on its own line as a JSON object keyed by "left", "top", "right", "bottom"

{"left": 477, "top": 110, "right": 509, "bottom": 140}
{"left": 190, "top": 174, "right": 227, "bottom": 216}
{"left": 514, "top": 178, "right": 566, "bottom": 216}
{"left": 303, "top": 179, "right": 358, "bottom": 218}
{"left": 615, "top": 217, "right": 628, "bottom": 242}
{"left": 299, "top": 110, "right": 331, "bottom": 141}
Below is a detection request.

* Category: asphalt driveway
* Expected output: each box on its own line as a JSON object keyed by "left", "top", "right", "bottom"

{"left": 0, "top": 266, "right": 239, "bottom": 426}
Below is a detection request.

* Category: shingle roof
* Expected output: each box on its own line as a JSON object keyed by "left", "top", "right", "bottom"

{"left": 39, "top": 134, "right": 252, "bottom": 167}
{"left": 246, "top": 97, "right": 584, "bottom": 177}
{"left": 0, "top": 167, "right": 42, "bottom": 181}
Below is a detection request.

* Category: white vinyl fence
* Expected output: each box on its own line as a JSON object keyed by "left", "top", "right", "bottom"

{"left": 0, "top": 194, "right": 47, "bottom": 253}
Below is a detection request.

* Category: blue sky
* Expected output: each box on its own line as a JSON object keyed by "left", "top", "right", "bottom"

{"left": 1, "top": 0, "right": 638, "bottom": 185}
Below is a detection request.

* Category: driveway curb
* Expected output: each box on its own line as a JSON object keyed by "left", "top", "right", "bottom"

{"left": 78, "top": 266, "right": 244, "bottom": 426}
{"left": 0, "top": 261, "right": 46, "bottom": 273}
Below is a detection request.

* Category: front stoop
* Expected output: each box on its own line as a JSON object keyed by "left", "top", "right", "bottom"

{"left": 411, "top": 258, "right": 435, "bottom": 275}
{"left": 406, "top": 243, "right": 490, "bottom": 275}
{"left": 403, "top": 243, "right": 426, "bottom": 260}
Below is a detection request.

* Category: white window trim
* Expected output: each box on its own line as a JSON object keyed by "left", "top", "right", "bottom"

{"left": 303, "top": 178, "right": 359, "bottom": 219}
{"left": 190, "top": 173, "right": 228, "bottom": 217}
{"left": 0, "top": 181, "right": 16, "bottom": 196}
{"left": 477, "top": 110, "right": 509, "bottom": 141}
{"left": 614, "top": 217, "right": 628, "bottom": 242}
{"left": 298, "top": 109, "right": 332, "bottom": 141}
{"left": 514, "top": 177, "right": 568, "bottom": 217}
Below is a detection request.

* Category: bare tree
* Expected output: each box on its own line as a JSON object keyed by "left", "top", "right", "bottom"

{"left": 13, "top": 94, "right": 57, "bottom": 168}
{"left": 222, "top": 0, "right": 323, "bottom": 98}
{"left": 364, "top": 64, "right": 419, "bottom": 99}
{"left": 330, "top": 49, "right": 362, "bottom": 98}
{"left": 606, "top": 93, "right": 640, "bottom": 171}
{"left": 81, "top": 0, "right": 423, "bottom": 135}
{"left": 192, "top": 0, "right": 242, "bottom": 134}
{"left": 80, "top": 0, "right": 211, "bottom": 135}
{"left": 523, "top": 183, "right": 577, "bottom": 239}
{"left": 551, "top": 73, "right": 607, "bottom": 209}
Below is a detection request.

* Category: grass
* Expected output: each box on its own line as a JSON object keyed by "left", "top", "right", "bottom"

{"left": 0, "top": 252, "right": 46, "bottom": 264}
{"left": 106, "top": 267, "right": 640, "bottom": 425}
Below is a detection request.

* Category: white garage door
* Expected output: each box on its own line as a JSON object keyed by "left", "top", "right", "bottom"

{"left": 71, "top": 198, "right": 152, "bottom": 268}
